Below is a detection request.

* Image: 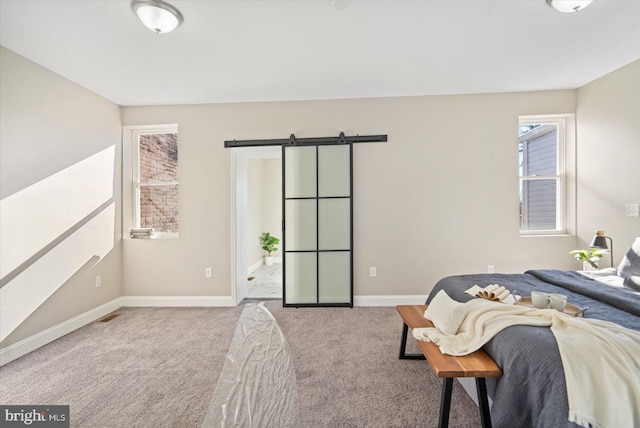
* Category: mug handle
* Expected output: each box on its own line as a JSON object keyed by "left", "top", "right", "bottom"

{"left": 512, "top": 291, "right": 523, "bottom": 303}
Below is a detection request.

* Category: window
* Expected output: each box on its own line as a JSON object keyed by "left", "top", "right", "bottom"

{"left": 125, "top": 124, "right": 179, "bottom": 237}
{"left": 519, "top": 116, "right": 568, "bottom": 234}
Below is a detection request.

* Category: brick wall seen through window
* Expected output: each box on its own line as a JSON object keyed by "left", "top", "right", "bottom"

{"left": 138, "top": 133, "right": 178, "bottom": 233}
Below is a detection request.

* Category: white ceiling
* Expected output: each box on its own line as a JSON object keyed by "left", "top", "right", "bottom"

{"left": 1, "top": 0, "right": 639, "bottom": 106}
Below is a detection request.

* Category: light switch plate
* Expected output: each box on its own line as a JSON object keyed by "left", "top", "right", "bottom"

{"left": 627, "top": 204, "right": 640, "bottom": 217}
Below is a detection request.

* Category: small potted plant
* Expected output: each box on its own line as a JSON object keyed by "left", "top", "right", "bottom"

{"left": 259, "top": 232, "right": 280, "bottom": 266}
{"left": 569, "top": 248, "right": 604, "bottom": 270}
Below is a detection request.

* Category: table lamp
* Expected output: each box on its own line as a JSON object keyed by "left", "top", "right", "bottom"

{"left": 589, "top": 230, "right": 614, "bottom": 268}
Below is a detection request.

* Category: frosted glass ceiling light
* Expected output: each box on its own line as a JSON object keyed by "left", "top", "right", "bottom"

{"left": 131, "top": 0, "right": 183, "bottom": 34}
{"left": 546, "top": 0, "right": 594, "bottom": 13}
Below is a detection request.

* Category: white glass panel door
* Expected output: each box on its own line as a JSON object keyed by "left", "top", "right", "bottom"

{"left": 318, "top": 145, "right": 350, "bottom": 197}
{"left": 285, "top": 199, "right": 317, "bottom": 251}
{"left": 283, "top": 143, "right": 352, "bottom": 307}
{"left": 285, "top": 252, "right": 317, "bottom": 304}
{"left": 318, "top": 252, "right": 351, "bottom": 303}
{"left": 284, "top": 146, "right": 316, "bottom": 198}
{"left": 318, "top": 199, "right": 350, "bottom": 250}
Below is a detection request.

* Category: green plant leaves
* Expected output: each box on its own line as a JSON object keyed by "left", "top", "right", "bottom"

{"left": 259, "top": 232, "right": 280, "bottom": 256}
{"left": 569, "top": 248, "right": 604, "bottom": 268}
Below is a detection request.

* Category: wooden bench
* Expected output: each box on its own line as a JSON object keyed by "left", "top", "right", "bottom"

{"left": 396, "top": 305, "right": 502, "bottom": 428}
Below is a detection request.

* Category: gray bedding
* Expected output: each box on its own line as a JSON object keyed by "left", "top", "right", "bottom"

{"left": 426, "top": 270, "right": 640, "bottom": 428}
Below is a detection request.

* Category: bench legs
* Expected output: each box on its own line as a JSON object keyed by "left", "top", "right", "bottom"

{"left": 399, "top": 323, "right": 426, "bottom": 360}
{"left": 438, "top": 378, "right": 454, "bottom": 428}
{"left": 437, "top": 377, "right": 492, "bottom": 428}
{"left": 476, "top": 378, "right": 492, "bottom": 428}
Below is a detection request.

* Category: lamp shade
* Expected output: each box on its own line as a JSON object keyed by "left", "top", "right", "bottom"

{"left": 590, "top": 230, "right": 609, "bottom": 249}
{"left": 546, "top": 0, "right": 593, "bottom": 13}
{"left": 131, "top": 0, "right": 183, "bottom": 34}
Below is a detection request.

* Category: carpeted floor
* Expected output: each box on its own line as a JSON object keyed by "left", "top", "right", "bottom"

{"left": 0, "top": 302, "right": 481, "bottom": 427}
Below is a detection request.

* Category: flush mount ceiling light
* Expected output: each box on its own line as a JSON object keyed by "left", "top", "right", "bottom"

{"left": 546, "top": 0, "right": 594, "bottom": 13}
{"left": 131, "top": 0, "right": 183, "bottom": 34}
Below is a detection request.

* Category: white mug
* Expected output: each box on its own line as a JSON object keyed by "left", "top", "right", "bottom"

{"left": 549, "top": 294, "right": 567, "bottom": 312}
{"left": 531, "top": 291, "right": 550, "bottom": 309}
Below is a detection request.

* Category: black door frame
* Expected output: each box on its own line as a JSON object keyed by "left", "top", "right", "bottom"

{"left": 282, "top": 142, "right": 353, "bottom": 307}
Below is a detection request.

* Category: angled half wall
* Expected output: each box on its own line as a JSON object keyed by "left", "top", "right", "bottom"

{"left": 0, "top": 47, "right": 122, "bottom": 348}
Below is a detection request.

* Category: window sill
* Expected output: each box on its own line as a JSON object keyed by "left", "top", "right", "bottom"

{"left": 125, "top": 233, "right": 178, "bottom": 240}
{"left": 520, "top": 233, "right": 571, "bottom": 238}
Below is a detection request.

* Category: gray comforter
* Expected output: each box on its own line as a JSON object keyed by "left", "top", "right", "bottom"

{"left": 426, "top": 270, "right": 640, "bottom": 428}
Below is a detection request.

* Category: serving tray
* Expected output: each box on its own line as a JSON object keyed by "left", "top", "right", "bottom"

{"left": 516, "top": 297, "right": 586, "bottom": 317}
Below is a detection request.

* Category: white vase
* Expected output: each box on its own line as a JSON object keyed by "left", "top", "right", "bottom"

{"left": 265, "top": 256, "right": 274, "bottom": 266}
{"left": 582, "top": 261, "right": 596, "bottom": 271}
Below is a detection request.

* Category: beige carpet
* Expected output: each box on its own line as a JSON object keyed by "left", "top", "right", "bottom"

{"left": 0, "top": 302, "right": 481, "bottom": 427}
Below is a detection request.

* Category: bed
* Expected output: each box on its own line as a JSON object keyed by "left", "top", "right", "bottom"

{"left": 425, "top": 268, "right": 640, "bottom": 428}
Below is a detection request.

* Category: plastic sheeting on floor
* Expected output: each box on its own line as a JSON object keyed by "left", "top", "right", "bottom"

{"left": 202, "top": 302, "right": 300, "bottom": 427}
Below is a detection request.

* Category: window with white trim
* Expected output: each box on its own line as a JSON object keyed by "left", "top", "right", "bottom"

{"left": 519, "top": 116, "right": 566, "bottom": 234}
{"left": 127, "top": 125, "right": 179, "bottom": 236}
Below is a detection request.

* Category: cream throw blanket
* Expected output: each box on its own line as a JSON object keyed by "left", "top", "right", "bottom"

{"left": 412, "top": 299, "right": 640, "bottom": 428}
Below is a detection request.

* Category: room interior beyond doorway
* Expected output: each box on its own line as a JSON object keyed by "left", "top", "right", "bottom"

{"left": 233, "top": 146, "right": 282, "bottom": 303}
{"left": 247, "top": 263, "right": 282, "bottom": 299}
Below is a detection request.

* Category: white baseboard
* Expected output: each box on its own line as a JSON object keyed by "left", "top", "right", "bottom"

{"left": 354, "top": 295, "right": 429, "bottom": 307}
{"left": 247, "top": 257, "right": 283, "bottom": 275}
{"left": 247, "top": 259, "right": 263, "bottom": 275}
{"left": 120, "top": 295, "right": 235, "bottom": 307}
{"left": 0, "top": 297, "right": 124, "bottom": 366}
{"left": 1, "top": 295, "right": 235, "bottom": 366}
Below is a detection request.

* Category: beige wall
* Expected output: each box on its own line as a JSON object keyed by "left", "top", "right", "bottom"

{"left": 0, "top": 47, "right": 123, "bottom": 348}
{"left": 247, "top": 159, "right": 264, "bottom": 266}
{"left": 576, "top": 60, "right": 640, "bottom": 262}
{"left": 262, "top": 158, "right": 282, "bottom": 257}
{"left": 247, "top": 158, "right": 283, "bottom": 267}
{"left": 122, "top": 89, "right": 580, "bottom": 297}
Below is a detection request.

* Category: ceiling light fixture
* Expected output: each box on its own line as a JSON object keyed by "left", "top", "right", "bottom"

{"left": 131, "top": 0, "right": 183, "bottom": 34}
{"left": 546, "top": 0, "right": 594, "bottom": 13}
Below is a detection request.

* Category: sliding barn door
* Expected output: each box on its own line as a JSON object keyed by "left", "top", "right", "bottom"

{"left": 282, "top": 143, "right": 353, "bottom": 307}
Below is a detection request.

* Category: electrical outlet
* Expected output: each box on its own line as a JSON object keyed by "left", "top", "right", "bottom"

{"left": 369, "top": 266, "right": 377, "bottom": 277}
{"left": 95, "top": 275, "right": 101, "bottom": 288}
{"left": 205, "top": 267, "right": 212, "bottom": 278}
{"left": 627, "top": 204, "right": 640, "bottom": 217}
{"left": 488, "top": 265, "right": 495, "bottom": 273}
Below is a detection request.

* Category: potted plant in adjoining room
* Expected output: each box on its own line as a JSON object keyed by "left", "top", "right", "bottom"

{"left": 570, "top": 248, "right": 605, "bottom": 271}
{"left": 259, "top": 232, "right": 280, "bottom": 266}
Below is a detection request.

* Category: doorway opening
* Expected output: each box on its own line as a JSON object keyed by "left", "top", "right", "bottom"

{"left": 232, "top": 147, "right": 282, "bottom": 304}
{"left": 229, "top": 132, "right": 386, "bottom": 306}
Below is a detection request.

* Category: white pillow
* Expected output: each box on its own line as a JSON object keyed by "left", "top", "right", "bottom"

{"left": 618, "top": 237, "right": 640, "bottom": 278}
{"left": 424, "top": 290, "right": 468, "bottom": 335}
